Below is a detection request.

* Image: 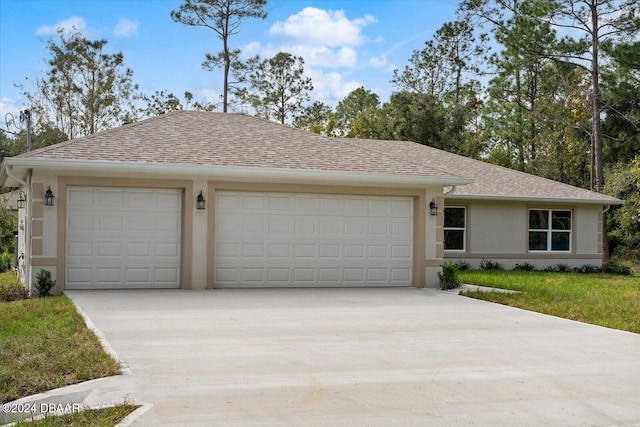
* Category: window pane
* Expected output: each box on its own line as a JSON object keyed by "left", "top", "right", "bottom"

{"left": 529, "top": 210, "right": 548, "bottom": 230}
{"left": 552, "top": 211, "right": 571, "bottom": 231}
{"left": 551, "top": 232, "right": 571, "bottom": 251}
{"left": 529, "top": 231, "right": 548, "bottom": 250}
{"left": 444, "top": 207, "right": 465, "bottom": 228}
{"left": 444, "top": 230, "right": 464, "bottom": 250}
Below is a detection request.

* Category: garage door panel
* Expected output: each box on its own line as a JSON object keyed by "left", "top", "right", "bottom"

{"left": 68, "top": 215, "right": 94, "bottom": 232}
{"left": 391, "top": 245, "right": 412, "bottom": 260}
{"left": 215, "top": 192, "right": 412, "bottom": 288}
{"left": 66, "top": 187, "right": 181, "bottom": 290}
{"left": 156, "top": 242, "right": 180, "bottom": 257}
{"left": 97, "top": 242, "right": 122, "bottom": 257}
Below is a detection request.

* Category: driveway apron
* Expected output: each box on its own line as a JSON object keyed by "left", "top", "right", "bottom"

{"left": 67, "top": 288, "right": 640, "bottom": 426}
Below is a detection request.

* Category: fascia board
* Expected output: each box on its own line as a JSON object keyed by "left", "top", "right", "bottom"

{"left": 447, "top": 193, "right": 624, "bottom": 206}
{"left": 2, "top": 158, "right": 474, "bottom": 188}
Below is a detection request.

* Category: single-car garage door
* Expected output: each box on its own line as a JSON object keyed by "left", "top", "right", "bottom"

{"left": 214, "top": 191, "right": 413, "bottom": 288}
{"left": 66, "top": 187, "right": 181, "bottom": 289}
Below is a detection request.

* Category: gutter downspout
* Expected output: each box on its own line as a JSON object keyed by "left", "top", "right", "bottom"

{"left": 443, "top": 185, "right": 457, "bottom": 197}
{"left": 6, "top": 166, "right": 32, "bottom": 293}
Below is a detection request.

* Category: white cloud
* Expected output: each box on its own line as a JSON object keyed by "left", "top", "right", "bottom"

{"left": 199, "top": 89, "right": 221, "bottom": 104}
{"left": 113, "top": 18, "right": 139, "bottom": 37}
{"left": 0, "top": 98, "right": 21, "bottom": 122}
{"left": 36, "top": 16, "right": 87, "bottom": 37}
{"left": 306, "top": 68, "right": 362, "bottom": 105}
{"left": 269, "top": 7, "right": 376, "bottom": 47}
{"left": 369, "top": 54, "right": 388, "bottom": 69}
{"left": 241, "top": 8, "right": 381, "bottom": 104}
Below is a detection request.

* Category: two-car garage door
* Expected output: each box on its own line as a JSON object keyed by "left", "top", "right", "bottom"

{"left": 64, "top": 188, "right": 413, "bottom": 289}
{"left": 214, "top": 192, "right": 413, "bottom": 288}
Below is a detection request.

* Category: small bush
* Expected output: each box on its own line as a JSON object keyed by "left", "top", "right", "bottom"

{"left": 33, "top": 269, "right": 56, "bottom": 297}
{"left": 0, "top": 252, "right": 13, "bottom": 273}
{"left": 454, "top": 261, "right": 470, "bottom": 271}
{"left": 554, "top": 264, "right": 570, "bottom": 272}
{"left": 479, "top": 259, "right": 503, "bottom": 270}
{"left": 438, "top": 262, "right": 462, "bottom": 290}
{"left": 575, "top": 264, "right": 602, "bottom": 274}
{"left": 602, "top": 259, "right": 633, "bottom": 276}
{"left": 513, "top": 262, "right": 536, "bottom": 271}
{"left": 0, "top": 284, "right": 29, "bottom": 302}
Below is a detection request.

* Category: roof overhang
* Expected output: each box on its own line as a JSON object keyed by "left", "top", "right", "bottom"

{"left": 447, "top": 193, "right": 624, "bottom": 206}
{"left": 1, "top": 158, "right": 474, "bottom": 189}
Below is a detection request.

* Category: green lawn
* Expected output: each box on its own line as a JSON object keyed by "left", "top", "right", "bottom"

{"left": 0, "top": 274, "right": 121, "bottom": 403}
{"left": 458, "top": 270, "right": 640, "bottom": 334}
{"left": 11, "top": 404, "right": 139, "bottom": 427}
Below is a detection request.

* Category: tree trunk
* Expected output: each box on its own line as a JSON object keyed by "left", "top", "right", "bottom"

{"left": 588, "top": 1, "right": 609, "bottom": 261}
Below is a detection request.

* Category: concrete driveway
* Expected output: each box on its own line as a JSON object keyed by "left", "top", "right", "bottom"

{"left": 63, "top": 288, "right": 639, "bottom": 426}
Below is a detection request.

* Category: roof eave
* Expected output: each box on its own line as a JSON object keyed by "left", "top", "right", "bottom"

{"left": 447, "top": 193, "right": 624, "bottom": 205}
{"left": 1, "top": 158, "right": 473, "bottom": 188}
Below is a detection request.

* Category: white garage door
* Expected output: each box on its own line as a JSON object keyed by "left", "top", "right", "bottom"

{"left": 214, "top": 192, "right": 413, "bottom": 288}
{"left": 66, "top": 187, "right": 181, "bottom": 289}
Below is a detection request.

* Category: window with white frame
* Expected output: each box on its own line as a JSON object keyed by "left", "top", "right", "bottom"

{"left": 528, "top": 209, "right": 572, "bottom": 252}
{"left": 444, "top": 207, "right": 466, "bottom": 251}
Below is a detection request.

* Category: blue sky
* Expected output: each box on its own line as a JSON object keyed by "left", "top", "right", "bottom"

{"left": 0, "top": 0, "right": 460, "bottom": 119}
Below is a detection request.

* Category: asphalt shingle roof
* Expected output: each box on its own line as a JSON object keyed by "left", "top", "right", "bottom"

{"left": 14, "top": 110, "right": 621, "bottom": 203}
{"left": 344, "top": 138, "right": 621, "bottom": 203}
{"left": 18, "top": 111, "right": 459, "bottom": 179}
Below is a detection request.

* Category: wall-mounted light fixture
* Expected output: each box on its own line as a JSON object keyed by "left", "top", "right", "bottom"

{"left": 44, "top": 186, "right": 55, "bottom": 206}
{"left": 429, "top": 199, "right": 437, "bottom": 216}
{"left": 17, "top": 191, "right": 26, "bottom": 209}
{"left": 196, "top": 191, "right": 206, "bottom": 210}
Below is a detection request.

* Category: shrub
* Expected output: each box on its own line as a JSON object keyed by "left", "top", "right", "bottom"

{"left": 0, "top": 283, "right": 30, "bottom": 302}
{"left": 554, "top": 264, "right": 570, "bottom": 272}
{"left": 575, "top": 264, "right": 602, "bottom": 274}
{"left": 454, "top": 261, "right": 470, "bottom": 271}
{"left": 33, "top": 269, "right": 56, "bottom": 297}
{"left": 602, "top": 259, "right": 633, "bottom": 276}
{"left": 479, "top": 259, "right": 503, "bottom": 270}
{"left": 0, "top": 252, "right": 13, "bottom": 273}
{"left": 513, "top": 262, "right": 536, "bottom": 271}
{"left": 438, "top": 262, "right": 462, "bottom": 290}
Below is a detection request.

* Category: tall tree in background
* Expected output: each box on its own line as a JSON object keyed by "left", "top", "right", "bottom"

{"left": 600, "top": 41, "right": 640, "bottom": 165}
{"left": 544, "top": 0, "right": 639, "bottom": 193}
{"left": 293, "top": 101, "right": 337, "bottom": 135}
{"left": 20, "top": 30, "right": 138, "bottom": 139}
{"left": 392, "top": 20, "right": 486, "bottom": 104}
{"left": 170, "top": 0, "right": 268, "bottom": 113}
{"left": 244, "top": 52, "right": 313, "bottom": 124}
{"left": 390, "top": 19, "right": 486, "bottom": 154}
{"left": 473, "top": 0, "right": 559, "bottom": 172}
{"left": 334, "top": 87, "right": 380, "bottom": 137}
{"left": 140, "top": 91, "right": 183, "bottom": 117}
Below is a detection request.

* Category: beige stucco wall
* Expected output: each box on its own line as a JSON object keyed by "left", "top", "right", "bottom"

{"left": 22, "top": 168, "right": 444, "bottom": 291}
{"left": 444, "top": 199, "right": 604, "bottom": 269}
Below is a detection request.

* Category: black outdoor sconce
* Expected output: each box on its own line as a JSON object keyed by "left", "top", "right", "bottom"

{"left": 196, "top": 191, "right": 206, "bottom": 210}
{"left": 429, "top": 199, "right": 437, "bottom": 216}
{"left": 17, "top": 191, "right": 26, "bottom": 209}
{"left": 44, "top": 186, "right": 55, "bottom": 206}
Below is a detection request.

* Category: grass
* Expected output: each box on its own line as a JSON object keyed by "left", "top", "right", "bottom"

{"left": 458, "top": 270, "right": 640, "bottom": 334}
{"left": 0, "top": 273, "right": 121, "bottom": 404}
{"left": 11, "top": 404, "right": 139, "bottom": 427}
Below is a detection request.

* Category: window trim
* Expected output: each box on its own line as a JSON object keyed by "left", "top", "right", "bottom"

{"left": 444, "top": 206, "right": 467, "bottom": 252}
{"left": 528, "top": 208, "right": 572, "bottom": 253}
